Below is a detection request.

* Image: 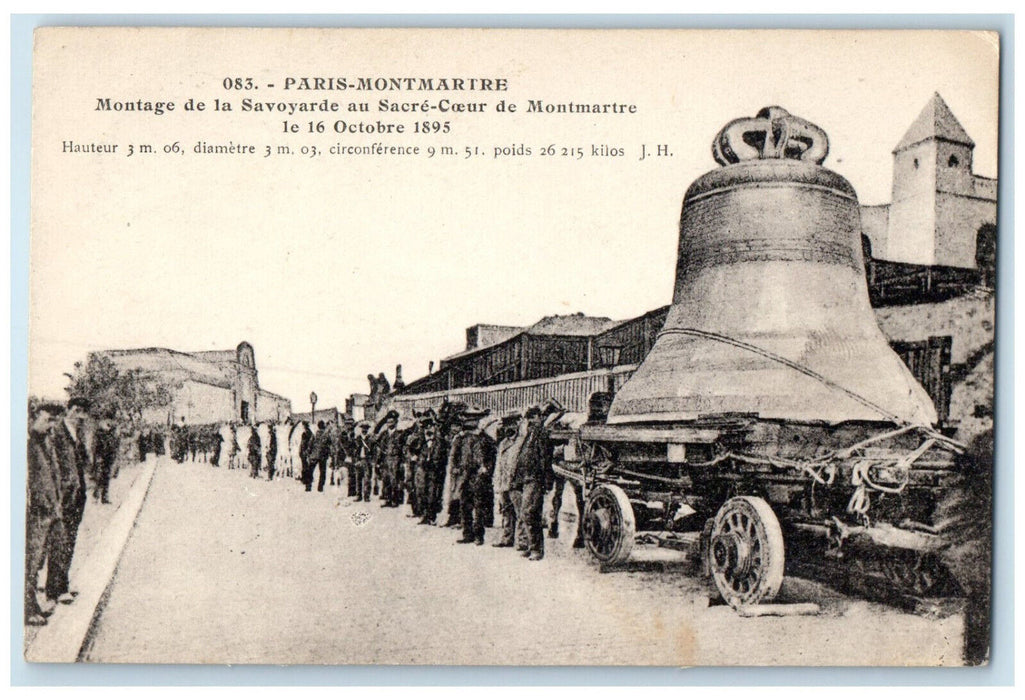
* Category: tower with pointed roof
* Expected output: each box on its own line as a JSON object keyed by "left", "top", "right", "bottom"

{"left": 862, "top": 93, "right": 996, "bottom": 269}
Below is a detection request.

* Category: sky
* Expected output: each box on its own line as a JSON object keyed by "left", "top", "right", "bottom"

{"left": 28, "top": 28, "right": 1000, "bottom": 411}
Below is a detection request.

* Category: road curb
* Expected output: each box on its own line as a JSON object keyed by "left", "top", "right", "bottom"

{"left": 25, "top": 459, "right": 158, "bottom": 663}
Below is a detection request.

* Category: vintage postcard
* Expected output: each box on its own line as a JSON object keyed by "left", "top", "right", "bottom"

{"left": 24, "top": 27, "right": 998, "bottom": 666}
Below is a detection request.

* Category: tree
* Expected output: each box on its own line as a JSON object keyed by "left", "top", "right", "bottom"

{"left": 63, "top": 353, "right": 177, "bottom": 428}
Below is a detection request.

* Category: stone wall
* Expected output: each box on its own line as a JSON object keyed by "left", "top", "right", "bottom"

{"left": 875, "top": 290, "right": 994, "bottom": 440}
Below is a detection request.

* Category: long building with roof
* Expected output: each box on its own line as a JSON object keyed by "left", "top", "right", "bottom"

{"left": 396, "top": 310, "right": 669, "bottom": 396}
{"left": 99, "top": 341, "right": 292, "bottom": 426}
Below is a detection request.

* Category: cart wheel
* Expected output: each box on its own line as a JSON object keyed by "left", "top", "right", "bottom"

{"left": 584, "top": 484, "right": 635, "bottom": 565}
{"left": 709, "top": 496, "right": 785, "bottom": 608}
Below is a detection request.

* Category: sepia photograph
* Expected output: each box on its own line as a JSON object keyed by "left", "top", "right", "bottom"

{"left": 21, "top": 25, "right": 1000, "bottom": 669}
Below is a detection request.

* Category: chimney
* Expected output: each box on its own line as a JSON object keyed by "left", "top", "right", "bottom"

{"left": 394, "top": 364, "right": 405, "bottom": 390}
{"left": 429, "top": 360, "right": 435, "bottom": 374}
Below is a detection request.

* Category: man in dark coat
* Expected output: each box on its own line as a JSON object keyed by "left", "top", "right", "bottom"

{"left": 91, "top": 409, "right": 120, "bottom": 504}
{"left": 229, "top": 426, "right": 240, "bottom": 469}
{"left": 171, "top": 419, "right": 187, "bottom": 463}
{"left": 334, "top": 421, "right": 353, "bottom": 493}
{"left": 454, "top": 413, "right": 495, "bottom": 545}
{"left": 510, "top": 406, "right": 555, "bottom": 560}
{"left": 210, "top": 425, "right": 223, "bottom": 467}
{"left": 265, "top": 423, "right": 278, "bottom": 481}
{"left": 404, "top": 421, "right": 427, "bottom": 518}
{"left": 299, "top": 422, "right": 314, "bottom": 488}
{"left": 417, "top": 419, "right": 448, "bottom": 525}
{"left": 352, "top": 422, "right": 373, "bottom": 501}
{"left": 137, "top": 431, "right": 148, "bottom": 462}
{"left": 406, "top": 411, "right": 440, "bottom": 519}
{"left": 25, "top": 402, "right": 64, "bottom": 625}
{"left": 310, "top": 421, "right": 334, "bottom": 492}
{"left": 46, "top": 397, "right": 91, "bottom": 603}
{"left": 247, "top": 426, "right": 262, "bottom": 479}
{"left": 374, "top": 411, "right": 403, "bottom": 506}
{"left": 188, "top": 427, "right": 198, "bottom": 462}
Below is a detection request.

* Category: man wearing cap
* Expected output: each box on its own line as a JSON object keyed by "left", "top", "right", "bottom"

{"left": 454, "top": 412, "right": 495, "bottom": 545}
{"left": 441, "top": 422, "right": 464, "bottom": 527}
{"left": 492, "top": 413, "right": 526, "bottom": 548}
{"left": 374, "top": 411, "right": 403, "bottom": 506}
{"left": 416, "top": 418, "right": 448, "bottom": 525}
{"left": 405, "top": 410, "right": 440, "bottom": 518}
{"left": 404, "top": 418, "right": 426, "bottom": 518}
{"left": 335, "top": 419, "right": 355, "bottom": 495}
{"left": 91, "top": 408, "right": 120, "bottom": 504}
{"left": 171, "top": 418, "right": 187, "bottom": 463}
{"left": 299, "top": 421, "right": 314, "bottom": 487}
{"left": 248, "top": 424, "right": 263, "bottom": 479}
{"left": 352, "top": 421, "right": 373, "bottom": 501}
{"left": 310, "top": 421, "right": 335, "bottom": 493}
{"left": 25, "top": 402, "right": 64, "bottom": 625}
{"left": 538, "top": 400, "right": 583, "bottom": 547}
{"left": 46, "top": 396, "right": 91, "bottom": 604}
{"left": 265, "top": 422, "right": 278, "bottom": 481}
{"left": 511, "top": 406, "right": 555, "bottom": 561}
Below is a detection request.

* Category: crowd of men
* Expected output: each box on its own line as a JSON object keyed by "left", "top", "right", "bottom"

{"left": 199, "top": 398, "right": 583, "bottom": 560}
{"left": 25, "top": 398, "right": 121, "bottom": 626}
{"left": 25, "top": 395, "right": 584, "bottom": 626}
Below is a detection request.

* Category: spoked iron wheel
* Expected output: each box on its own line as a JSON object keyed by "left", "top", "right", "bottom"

{"left": 583, "top": 484, "right": 636, "bottom": 565}
{"left": 709, "top": 496, "right": 785, "bottom": 608}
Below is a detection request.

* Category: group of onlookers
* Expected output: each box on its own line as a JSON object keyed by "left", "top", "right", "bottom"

{"left": 352, "top": 399, "right": 579, "bottom": 561}
{"left": 203, "top": 399, "right": 582, "bottom": 561}
{"left": 25, "top": 398, "right": 121, "bottom": 626}
{"left": 24, "top": 396, "right": 585, "bottom": 626}
{"left": 208, "top": 420, "right": 345, "bottom": 490}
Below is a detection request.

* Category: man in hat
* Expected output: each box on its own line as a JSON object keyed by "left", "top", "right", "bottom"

{"left": 91, "top": 408, "right": 120, "bottom": 504}
{"left": 336, "top": 418, "right": 357, "bottom": 496}
{"left": 265, "top": 422, "right": 278, "bottom": 481}
{"left": 454, "top": 412, "right": 495, "bottom": 545}
{"left": 310, "top": 420, "right": 335, "bottom": 492}
{"left": 352, "top": 421, "right": 373, "bottom": 501}
{"left": 492, "top": 413, "right": 526, "bottom": 548}
{"left": 299, "top": 421, "right": 314, "bottom": 487}
{"left": 405, "top": 410, "right": 438, "bottom": 518}
{"left": 416, "top": 417, "right": 448, "bottom": 525}
{"left": 46, "top": 396, "right": 91, "bottom": 604}
{"left": 26, "top": 401, "right": 64, "bottom": 625}
{"left": 510, "top": 405, "right": 555, "bottom": 561}
{"left": 171, "top": 417, "right": 187, "bottom": 463}
{"left": 374, "top": 410, "right": 403, "bottom": 506}
{"left": 188, "top": 425, "right": 199, "bottom": 462}
{"left": 211, "top": 423, "right": 224, "bottom": 467}
{"left": 248, "top": 424, "right": 262, "bottom": 479}
{"left": 538, "top": 400, "right": 582, "bottom": 547}
{"left": 403, "top": 417, "right": 426, "bottom": 518}
{"left": 229, "top": 425, "right": 241, "bottom": 470}
{"left": 442, "top": 421, "right": 466, "bottom": 527}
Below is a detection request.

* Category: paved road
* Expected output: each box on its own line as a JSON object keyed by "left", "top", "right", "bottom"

{"left": 81, "top": 458, "right": 964, "bottom": 665}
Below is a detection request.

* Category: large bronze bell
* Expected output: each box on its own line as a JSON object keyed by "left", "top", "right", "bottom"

{"left": 608, "top": 107, "right": 937, "bottom": 426}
